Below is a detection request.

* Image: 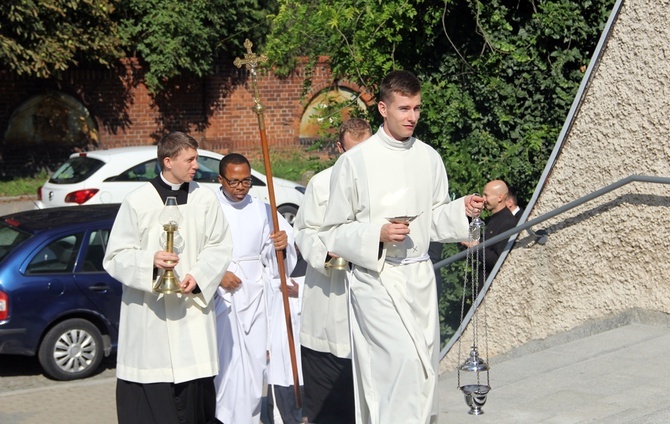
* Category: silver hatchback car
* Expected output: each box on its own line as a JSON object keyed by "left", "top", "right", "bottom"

{"left": 36, "top": 146, "right": 305, "bottom": 224}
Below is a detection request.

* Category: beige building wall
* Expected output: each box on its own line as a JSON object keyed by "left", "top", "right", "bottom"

{"left": 441, "top": 0, "right": 670, "bottom": 373}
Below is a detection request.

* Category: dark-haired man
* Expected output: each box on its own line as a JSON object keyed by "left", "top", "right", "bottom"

{"left": 318, "top": 71, "right": 484, "bottom": 423}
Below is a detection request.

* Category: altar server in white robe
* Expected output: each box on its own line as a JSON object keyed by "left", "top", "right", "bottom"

{"left": 214, "top": 153, "right": 298, "bottom": 424}
{"left": 294, "top": 117, "right": 371, "bottom": 423}
{"left": 318, "top": 70, "right": 485, "bottom": 424}
{"left": 103, "top": 131, "right": 232, "bottom": 424}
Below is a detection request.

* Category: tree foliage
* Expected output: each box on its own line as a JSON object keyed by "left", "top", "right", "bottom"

{"left": 265, "top": 0, "right": 616, "bottom": 343}
{"left": 0, "top": 0, "right": 124, "bottom": 77}
{"left": 266, "top": 0, "right": 614, "bottom": 201}
{"left": 0, "top": 0, "right": 277, "bottom": 92}
{"left": 116, "top": 0, "right": 277, "bottom": 91}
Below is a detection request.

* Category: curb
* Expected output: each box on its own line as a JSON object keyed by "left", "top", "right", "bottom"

{"left": 0, "top": 195, "right": 37, "bottom": 203}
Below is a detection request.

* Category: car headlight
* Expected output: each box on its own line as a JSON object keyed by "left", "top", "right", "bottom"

{"left": 294, "top": 186, "right": 306, "bottom": 194}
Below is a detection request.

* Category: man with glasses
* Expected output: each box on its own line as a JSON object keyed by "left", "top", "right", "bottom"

{"left": 213, "top": 153, "right": 298, "bottom": 424}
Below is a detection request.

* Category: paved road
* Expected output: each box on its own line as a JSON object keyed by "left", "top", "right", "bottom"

{"left": 0, "top": 196, "right": 38, "bottom": 215}
{"left": 0, "top": 354, "right": 116, "bottom": 394}
{"left": 4, "top": 320, "right": 670, "bottom": 424}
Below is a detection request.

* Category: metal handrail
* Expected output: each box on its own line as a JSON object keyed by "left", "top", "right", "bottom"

{"left": 438, "top": 174, "right": 670, "bottom": 359}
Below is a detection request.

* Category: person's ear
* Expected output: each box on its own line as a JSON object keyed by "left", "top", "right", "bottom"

{"left": 163, "top": 157, "right": 172, "bottom": 171}
{"left": 218, "top": 174, "right": 224, "bottom": 185}
{"left": 378, "top": 101, "right": 387, "bottom": 118}
{"left": 336, "top": 141, "right": 344, "bottom": 153}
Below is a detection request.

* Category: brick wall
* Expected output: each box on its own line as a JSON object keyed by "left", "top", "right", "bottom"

{"left": 0, "top": 57, "right": 367, "bottom": 169}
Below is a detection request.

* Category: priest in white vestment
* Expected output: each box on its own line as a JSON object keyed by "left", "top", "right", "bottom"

{"left": 103, "top": 132, "right": 232, "bottom": 423}
{"left": 214, "top": 153, "right": 298, "bottom": 424}
{"left": 318, "top": 71, "right": 484, "bottom": 424}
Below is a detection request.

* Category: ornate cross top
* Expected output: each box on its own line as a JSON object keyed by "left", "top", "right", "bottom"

{"left": 233, "top": 39, "right": 267, "bottom": 71}
{"left": 234, "top": 39, "right": 268, "bottom": 120}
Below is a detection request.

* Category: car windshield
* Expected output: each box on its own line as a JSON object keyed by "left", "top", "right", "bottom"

{"left": 0, "top": 223, "right": 32, "bottom": 264}
{"left": 49, "top": 157, "right": 105, "bottom": 184}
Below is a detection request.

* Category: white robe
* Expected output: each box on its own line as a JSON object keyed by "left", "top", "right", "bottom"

{"left": 214, "top": 190, "right": 297, "bottom": 424}
{"left": 266, "top": 275, "right": 304, "bottom": 387}
{"left": 103, "top": 181, "right": 231, "bottom": 384}
{"left": 319, "top": 127, "right": 470, "bottom": 424}
{"left": 294, "top": 167, "right": 351, "bottom": 358}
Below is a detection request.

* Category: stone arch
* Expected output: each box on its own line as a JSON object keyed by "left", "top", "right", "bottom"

{"left": 297, "top": 82, "right": 374, "bottom": 149}
{"left": 2, "top": 91, "right": 99, "bottom": 175}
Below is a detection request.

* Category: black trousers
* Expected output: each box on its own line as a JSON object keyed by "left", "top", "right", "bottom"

{"left": 264, "top": 384, "right": 305, "bottom": 423}
{"left": 301, "top": 346, "right": 355, "bottom": 424}
{"left": 116, "top": 377, "right": 217, "bottom": 424}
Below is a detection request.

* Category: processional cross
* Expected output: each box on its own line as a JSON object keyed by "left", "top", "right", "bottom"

{"left": 234, "top": 39, "right": 301, "bottom": 407}
{"left": 234, "top": 39, "right": 268, "bottom": 128}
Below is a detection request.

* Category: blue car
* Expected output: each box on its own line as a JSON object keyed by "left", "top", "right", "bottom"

{"left": 0, "top": 204, "right": 121, "bottom": 380}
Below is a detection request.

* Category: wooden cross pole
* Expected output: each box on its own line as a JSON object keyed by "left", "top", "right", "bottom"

{"left": 234, "top": 39, "right": 301, "bottom": 407}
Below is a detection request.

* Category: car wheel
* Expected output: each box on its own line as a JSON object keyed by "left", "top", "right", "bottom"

{"left": 38, "top": 318, "right": 104, "bottom": 381}
{"left": 277, "top": 204, "right": 299, "bottom": 226}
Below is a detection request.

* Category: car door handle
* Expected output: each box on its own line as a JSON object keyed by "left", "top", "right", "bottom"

{"left": 88, "top": 284, "right": 111, "bottom": 292}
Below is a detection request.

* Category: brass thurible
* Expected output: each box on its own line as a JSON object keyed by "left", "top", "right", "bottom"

{"left": 325, "top": 256, "right": 349, "bottom": 271}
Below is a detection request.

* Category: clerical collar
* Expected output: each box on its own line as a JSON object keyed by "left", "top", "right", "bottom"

{"left": 149, "top": 176, "right": 189, "bottom": 205}
{"left": 160, "top": 173, "right": 183, "bottom": 190}
{"left": 377, "top": 125, "right": 416, "bottom": 151}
